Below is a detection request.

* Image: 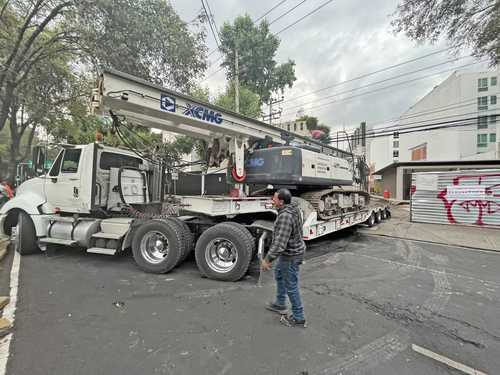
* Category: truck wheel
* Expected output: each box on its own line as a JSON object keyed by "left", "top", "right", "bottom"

{"left": 366, "top": 212, "right": 376, "bottom": 227}
{"left": 375, "top": 210, "right": 382, "bottom": 224}
{"left": 14, "top": 211, "right": 40, "bottom": 255}
{"left": 166, "top": 218, "right": 193, "bottom": 265}
{"left": 132, "top": 220, "right": 182, "bottom": 274}
{"left": 385, "top": 208, "right": 391, "bottom": 219}
{"left": 195, "top": 222, "right": 255, "bottom": 281}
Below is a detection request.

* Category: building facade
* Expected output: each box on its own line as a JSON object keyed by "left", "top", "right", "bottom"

{"left": 370, "top": 68, "right": 499, "bottom": 170}
{"left": 370, "top": 68, "right": 499, "bottom": 199}
{"left": 274, "top": 119, "right": 311, "bottom": 137}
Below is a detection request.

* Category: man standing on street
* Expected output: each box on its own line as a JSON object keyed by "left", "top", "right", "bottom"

{"left": 261, "top": 188, "right": 307, "bottom": 328}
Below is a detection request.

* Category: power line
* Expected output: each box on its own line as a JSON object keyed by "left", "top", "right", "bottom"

{"left": 281, "top": 47, "right": 456, "bottom": 104}
{"left": 280, "top": 60, "right": 486, "bottom": 118}
{"left": 204, "top": 0, "right": 290, "bottom": 65}
{"left": 335, "top": 107, "right": 499, "bottom": 141}
{"left": 330, "top": 115, "right": 496, "bottom": 143}
{"left": 275, "top": 0, "right": 335, "bottom": 35}
{"left": 281, "top": 56, "right": 470, "bottom": 112}
{"left": 255, "top": 0, "right": 288, "bottom": 22}
{"left": 268, "top": 0, "right": 309, "bottom": 25}
{"left": 201, "top": 0, "right": 220, "bottom": 48}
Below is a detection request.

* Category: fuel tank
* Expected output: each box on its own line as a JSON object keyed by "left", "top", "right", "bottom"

{"left": 244, "top": 146, "right": 353, "bottom": 187}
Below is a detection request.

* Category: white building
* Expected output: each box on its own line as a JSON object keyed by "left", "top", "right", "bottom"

{"left": 370, "top": 68, "right": 499, "bottom": 169}
{"left": 275, "top": 119, "right": 310, "bottom": 137}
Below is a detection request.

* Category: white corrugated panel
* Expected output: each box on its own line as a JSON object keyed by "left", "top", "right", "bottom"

{"left": 411, "top": 169, "right": 500, "bottom": 227}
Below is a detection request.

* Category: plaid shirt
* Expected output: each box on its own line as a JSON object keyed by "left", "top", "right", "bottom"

{"left": 265, "top": 202, "right": 306, "bottom": 262}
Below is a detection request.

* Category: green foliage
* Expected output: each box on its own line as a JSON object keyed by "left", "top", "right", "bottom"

{"left": 392, "top": 0, "right": 499, "bottom": 66}
{"left": 214, "top": 83, "right": 261, "bottom": 118}
{"left": 299, "top": 115, "right": 319, "bottom": 131}
{"left": 77, "top": 0, "right": 208, "bottom": 91}
{"left": 219, "top": 15, "right": 296, "bottom": 104}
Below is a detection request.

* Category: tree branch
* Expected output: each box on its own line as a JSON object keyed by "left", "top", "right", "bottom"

{"left": 0, "top": 0, "right": 45, "bottom": 88}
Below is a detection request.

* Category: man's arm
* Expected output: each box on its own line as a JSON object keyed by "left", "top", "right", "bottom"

{"left": 265, "top": 213, "right": 292, "bottom": 263}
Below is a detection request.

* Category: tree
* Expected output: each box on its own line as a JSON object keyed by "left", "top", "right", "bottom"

{"left": 392, "top": 0, "right": 499, "bottom": 66}
{"left": 77, "top": 0, "right": 208, "bottom": 92}
{"left": 219, "top": 15, "right": 296, "bottom": 104}
{"left": 0, "top": 0, "right": 209, "bottom": 181}
{"left": 214, "top": 83, "right": 261, "bottom": 118}
{"left": 299, "top": 115, "right": 319, "bottom": 131}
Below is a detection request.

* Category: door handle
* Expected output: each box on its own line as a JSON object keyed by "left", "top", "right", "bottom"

{"left": 69, "top": 178, "right": 79, "bottom": 181}
{"left": 51, "top": 178, "right": 57, "bottom": 183}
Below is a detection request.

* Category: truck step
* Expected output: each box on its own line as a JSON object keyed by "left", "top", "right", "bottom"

{"left": 91, "top": 232, "right": 124, "bottom": 240}
{"left": 86, "top": 247, "right": 117, "bottom": 255}
{"left": 38, "top": 238, "right": 77, "bottom": 246}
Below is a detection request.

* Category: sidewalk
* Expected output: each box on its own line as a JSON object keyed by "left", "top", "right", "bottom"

{"left": 359, "top": 205, "right": 500, "bottom": 252}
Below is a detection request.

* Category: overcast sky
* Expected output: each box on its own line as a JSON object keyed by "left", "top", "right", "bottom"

{"left": 170, "top": 0, "right": 489, "bottom": 131}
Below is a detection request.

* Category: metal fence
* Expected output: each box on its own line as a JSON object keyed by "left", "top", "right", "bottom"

{"left": 411, "top": 169, "right": 500, "bottom": 227}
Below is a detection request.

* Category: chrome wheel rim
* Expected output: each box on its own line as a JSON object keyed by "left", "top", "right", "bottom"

{"left": 140, "top": 231, "right": 169, "bottom": 264}
{"left": 205, "top": 238, "right": 238, "bottom": 273}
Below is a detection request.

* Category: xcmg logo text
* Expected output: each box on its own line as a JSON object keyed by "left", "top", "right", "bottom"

{"left": 183, "top": 103, "right": 223, "bottom": 124}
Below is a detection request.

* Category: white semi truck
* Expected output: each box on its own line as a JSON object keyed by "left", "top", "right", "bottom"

{"left": 0, "top": 69, "right": 390, "bottom": 281}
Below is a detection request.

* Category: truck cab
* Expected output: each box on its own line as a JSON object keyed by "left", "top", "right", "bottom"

{"left": 0, "top": 143, "right": 147, "bottom": 242}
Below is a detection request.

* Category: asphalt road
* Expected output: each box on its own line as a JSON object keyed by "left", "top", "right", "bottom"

{"left": 3, "top": 230, "right": 500, "bottom": 374}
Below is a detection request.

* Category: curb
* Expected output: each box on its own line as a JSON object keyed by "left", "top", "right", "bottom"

{"left": 0, "top": 236, "right": 8, "bottom": 263}
{"left": 359, "top": 232, "right": 500, "bottom": 254}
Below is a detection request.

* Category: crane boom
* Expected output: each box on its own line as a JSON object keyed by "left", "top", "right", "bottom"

{"left": 91, "top": 69, "right": 349, "bottom": 155}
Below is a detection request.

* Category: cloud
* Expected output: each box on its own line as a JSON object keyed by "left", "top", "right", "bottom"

{"left": 171, "top": 0, "right": 488, "bottom": 130}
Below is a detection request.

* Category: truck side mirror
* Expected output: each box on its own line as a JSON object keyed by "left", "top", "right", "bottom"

{"left": 32, "top": 146, "right": 46, "bottom": 175}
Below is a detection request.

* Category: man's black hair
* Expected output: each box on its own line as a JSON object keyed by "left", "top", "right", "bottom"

{"left": 276, "top": 188, "right": 292, "bottom": 204}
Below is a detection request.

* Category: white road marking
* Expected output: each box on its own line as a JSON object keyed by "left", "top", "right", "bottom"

{"left": 412, "top": 344, "right": 488, "bottom": 375}
{"left": 0, "top": 250, "right": 21, "bottom": 375}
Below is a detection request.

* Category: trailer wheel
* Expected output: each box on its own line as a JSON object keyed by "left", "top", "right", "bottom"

{"left": 385, "top": 208, "right": 391, "bottom": 219}
{"left": 132, "top": 220, "right": 182, "bottom": 274}
{"left": 14, "top": 211, "right": 40, "bottom": 255}
{"left": 365, "top": 212, "right": 376, "bottom": 227}
{"left": 167, "top": 218, "right": 194, "bottom": 264}
{"left": 195, "top": 222, "right": 254, "bottom": 281}
{"left": 375, "top": 210, "right": 382, "bottom": 224}
{"left": 381, "top": 208, "right": 388, "bottom": 220}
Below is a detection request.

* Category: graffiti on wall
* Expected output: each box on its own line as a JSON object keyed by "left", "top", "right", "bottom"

{"left": 437, "top": 173, "right": 500, "bottom": 226}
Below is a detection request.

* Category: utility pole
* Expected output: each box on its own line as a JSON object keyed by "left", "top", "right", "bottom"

{"left": 262, "top": 96, "right": 284, "bottom": 125}
{"left": 234, "top": 48, "right": 240, "bottom": 113}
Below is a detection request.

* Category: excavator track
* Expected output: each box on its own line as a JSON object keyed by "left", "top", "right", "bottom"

{"left": 300, "top": 187, "right": 370, "bottom": 220}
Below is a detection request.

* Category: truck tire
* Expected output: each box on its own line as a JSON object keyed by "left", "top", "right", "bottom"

{"left": 132, "top": 220, "right": 182, "bottom": 274}
{"left": 385, "top": 208, "right": 391, "bottom": 219}
{"left": 166, "top": 218, "right": 193, "bottom": 265}
{"left": 195, "top": 222, "right": 255, "bottom": 281}
{"left": 375, "top": 210, "right": 382, "bottom": 223}
{"left": 366, "top": 212, "right": 376, "bottom": 227}
{"left": 381, "top": 208, "right": 388, "bottom": 220}
{"left": 14, "top": 211, "right": 40, "bottom": 255}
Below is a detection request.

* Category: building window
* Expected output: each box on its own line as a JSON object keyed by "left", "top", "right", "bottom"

{"left": 287, "top": 124, "right": 290, "bottom": 131}
{"left": 300, "top": 123, "right": 304, "bottom": 131}
{"left": 294, "top": 123, "right": 297, "bottom": 131}
{"left": 478, "top": 116, "right": 488, "bottom": 129}
{"left": 393, "top": 150, "right": 399, "bottom": 158}
{"left": 490, "top": 115, "right": 498, "bottom": 124}
{"left": 411, "top": 144, "right": 427, "bottom": 161}
{"left": 393, "top": 131, "right": 399, "bottom": 139}
{"left": 490, "top": 133, "right": 497, "bottom": 143}
{"left": 478, "top": 96, "right": 488, "bottom": 110}
{"left": 491, "top": 95, "right": 497, "bottom": 105}
{"left": 492, "top": 77, "right": 498, "bottom": 86}
{"left": 477, "top": 134, "right": 488, "bottom": 148}
{"left": 393, "top": 141, "right": 399, "bottom": 148}
{"left": 478, "top": 78, "right": 488, "bottom": 91}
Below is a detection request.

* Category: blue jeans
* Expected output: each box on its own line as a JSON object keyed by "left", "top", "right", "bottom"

{"left": 274, "top": 256, "right": 305, "bottom": 321}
